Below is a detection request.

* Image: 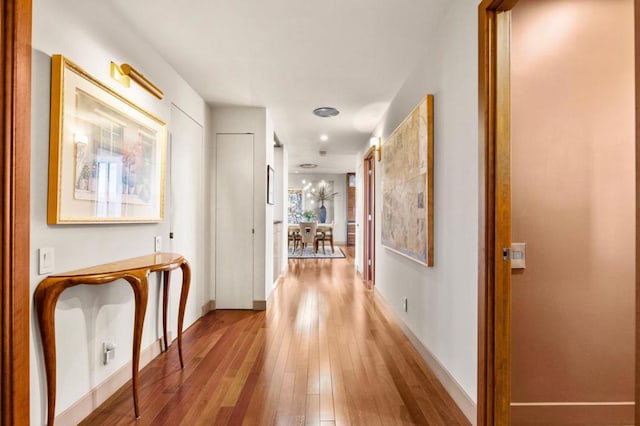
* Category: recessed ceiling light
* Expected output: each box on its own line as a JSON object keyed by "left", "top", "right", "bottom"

{"left": 320, "top": 134, "right": 329, "bottom": 142}
{"left": 313, "top": 107, "right": 339, "bottom": 118}
{"left": 299, "top": 163, "right": 318, "bottom": 169}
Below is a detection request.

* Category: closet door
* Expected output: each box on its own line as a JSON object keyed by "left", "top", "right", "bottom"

{"left": 215, "top": 133, "right": 254, "bottom": 309}
{"left": 169, "top": 104, "right": 205, "bottom": 328}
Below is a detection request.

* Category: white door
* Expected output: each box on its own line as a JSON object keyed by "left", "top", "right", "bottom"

{"left": 216, "top": 133, "right": 254, "bottom": 309}
{"left": 169, "top": 104, "right": 205, "bottom": 329}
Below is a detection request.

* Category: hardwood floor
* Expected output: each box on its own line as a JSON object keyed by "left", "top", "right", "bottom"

{"left": 80, "top": 248, "right": 469, "bottom": 425}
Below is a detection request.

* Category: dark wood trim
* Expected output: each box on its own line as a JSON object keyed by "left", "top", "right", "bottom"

{"left": 363, "top": 147, "right": 375, "bottom": 284}
{"left": 636, "top": 0, "right": 640, "bottom": 424}
{"left": 478, "top": 3, "right": 497, "bottom": 424}
{"left": 477, "top": 0, "right": 516, "bottom": 425}
{"left": 493, "top": 11, "right": 512, "bottom": 423}
{"left": 426, "top": 95, "right": 434, "bottom": 267}
{"left": 1, "top": 0, "right": 32, "bottom": 424}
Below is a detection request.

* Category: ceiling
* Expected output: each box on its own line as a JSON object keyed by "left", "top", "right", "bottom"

{"left": 108, "top": 0, "right": 449, "bottom": 174}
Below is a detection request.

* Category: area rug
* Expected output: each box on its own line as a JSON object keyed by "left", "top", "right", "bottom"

{"left": 288, "top": 246, "right": 345, "bottom": 259}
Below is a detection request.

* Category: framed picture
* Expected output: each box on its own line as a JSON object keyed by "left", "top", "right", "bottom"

{"left": 267, "top": 165, "right": 275, "bottom": 205}
{"left": 47, "top": 55, "right": 167, "bottom": 224}
{"left": 381, "top": 94, "right": 434, "bottom": 266}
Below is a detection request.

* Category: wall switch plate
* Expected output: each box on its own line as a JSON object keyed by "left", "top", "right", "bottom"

{"left": 103, "top": 342, "right": 116, "bottom": 365}
{"left": 39, "top": 247, "right": 55, "bottom": 275}
{"left": 154, "top": 236, "right": 162, "bottom": 252}
{"left": 511, "top": 243, "right": 526, "bottom": 269}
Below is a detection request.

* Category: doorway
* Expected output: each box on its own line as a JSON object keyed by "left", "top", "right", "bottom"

{"left": 363, "top": 149, "right": 376, "bottom": 283}
{"left": 478, "top": 0, "right": 638, "bottom": 424}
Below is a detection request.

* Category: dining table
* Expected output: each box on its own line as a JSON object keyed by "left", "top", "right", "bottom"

{"left": 288, "top": 222, "right": 335, "bottom": 252}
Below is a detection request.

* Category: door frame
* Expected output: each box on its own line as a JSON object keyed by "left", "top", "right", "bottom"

{"left": 363, "top": 147, "right": 375, "bottom": 283}
{"left": 478, "top": 0, "right": 640, "bottom": 424}
{"left": 1, "top": 0, "right": 32, "bottom": 423}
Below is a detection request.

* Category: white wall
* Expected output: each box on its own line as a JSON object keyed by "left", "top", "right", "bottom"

{"left": 273, "top": 145, "right": 290, "bottom": 284}
{"left": 31, "top": 0, "right": 210, "bottom": 423}
{"left": 368, "top": 0, "right": 478, "bottom": 404}
{"left": 210, "top": 107, "right": 274, "bottom": 303}
{"left": 288, "top": 173, "right": 348, "bottom": 243}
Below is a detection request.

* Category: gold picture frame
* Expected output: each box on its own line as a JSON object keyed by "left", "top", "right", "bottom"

{"left": 47, "top": 55, "right": 167, "bottom": 224}
{"left": 381, "top": 94, "right": 434, "bottom": 266}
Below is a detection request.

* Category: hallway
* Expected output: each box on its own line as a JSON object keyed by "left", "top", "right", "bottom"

{"left": 80, "top": 249, "right": 469, "bottom": 425}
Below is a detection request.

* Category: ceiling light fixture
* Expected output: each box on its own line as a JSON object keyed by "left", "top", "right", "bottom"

{"left": 299, "top": 163, "right": 318, "bottom": 169}
{"left": 313, "top": 107, "right": 339, "bottom": 118}
{"left": 320, "top": 134, "right": 329, "bottom": 141}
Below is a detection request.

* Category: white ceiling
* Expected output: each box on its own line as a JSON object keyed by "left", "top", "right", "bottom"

{"left": 108, "top": 0, "right": 449, "bottom": 174}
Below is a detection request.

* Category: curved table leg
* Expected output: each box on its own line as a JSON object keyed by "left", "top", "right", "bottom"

{"left": 177, "top": 260, "right": 191, "bottom": 368}
{"left": 124, "top": 273, "right": 149, "bottom": 419}
{"left": 34, "top": 278, "right": 68, "bottom": 426}
{"left": 162, "top": 270, "right": 171, "bottom": 351}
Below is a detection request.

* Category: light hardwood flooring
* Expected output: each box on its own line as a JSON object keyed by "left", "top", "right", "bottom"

{"left": 80, "top": 247, "right": 469, "bottom": 425}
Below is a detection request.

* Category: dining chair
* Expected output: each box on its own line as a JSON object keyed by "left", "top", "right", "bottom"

{"left": 299, "top": 222, "right": 317, "bottom": 254}
{"left": 288, "top": 228, "right": 301, "bottom": 253}
{"left": 323, "top": 221, "right": 335, "bottom": 253}
{"left": 315, "top": 229, "right": 327, "bottom": 254}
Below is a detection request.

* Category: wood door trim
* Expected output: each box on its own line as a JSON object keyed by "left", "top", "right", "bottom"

{"left": 477, "top": 1, "right": 516, "bottom": 424}
{"left": 635, "top": 1, "right": 640, "bottom": 424}
{"left": 1, "top": 0, "right": 32, "bottom": 424}
{"left": 363, "top": 147, "right": 375, "bottom": 283}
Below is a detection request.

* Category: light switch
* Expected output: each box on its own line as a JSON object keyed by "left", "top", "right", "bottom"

{"left": 511, "top": 243, "right": 526, "bottom": 269}
{"left": 39, "top": 247, "right": 55, "bottom": 275}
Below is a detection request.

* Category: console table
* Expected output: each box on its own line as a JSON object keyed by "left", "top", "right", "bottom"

{"left": 34, "top": 253, "right": 191, "bottom": 426}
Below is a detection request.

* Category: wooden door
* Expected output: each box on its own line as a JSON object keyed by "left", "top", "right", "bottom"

{"left": 509, "top": 1, "right": 635, "bottom": 423}
{"left": 169, "top": 104, "right": 205, "bottom": 327}
{"left": 215, "top": 133, "right": 254, "bottom": 309}
{"left": 479, "top": 0, "right": 639, "bottom": 424}
{"left": 363, "top": 151, "right": 375, "bottom": 282}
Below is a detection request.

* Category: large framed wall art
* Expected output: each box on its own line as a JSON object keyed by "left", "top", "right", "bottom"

{"left": 47, "top": 55, "right": 167, "bottom": 224}
{"left": 381, "top": 94, "right": 434, "bottom": 266}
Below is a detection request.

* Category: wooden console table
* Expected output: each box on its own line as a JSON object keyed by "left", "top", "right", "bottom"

{"left": 34, "top": 253, "right": 191, "bottom": 426}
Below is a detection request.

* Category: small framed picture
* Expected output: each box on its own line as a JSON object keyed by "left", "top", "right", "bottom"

{"left": 267, "top": 165, "right": 275, "bottom": 205}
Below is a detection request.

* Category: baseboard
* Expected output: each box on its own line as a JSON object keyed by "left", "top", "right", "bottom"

{"left": 55, "top": 337, "right": 164, "bottom": 425}
{"left": 253, "top": 300, "right": 266, "bottom": 311}
{"left": 201, "top": 299, "right": 216, "bottom": 315}
{"left": 374, "top": 291, "right": 477, "bottom": 425}
{"left": 511, "top": 402, "right": 634, "bottom": 425}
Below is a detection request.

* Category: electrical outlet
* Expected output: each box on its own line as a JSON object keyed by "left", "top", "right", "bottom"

{"left": 39, "top": 247, "right": 55, "bottom": 275}
{"left": 154, "top": 235, "right": 162, "bottom": 252}
{"left": 403, "top": 297, "right": 408, "bottom": 313}
{"left": 103, "top": 342, "right": 116, "bottom": 365}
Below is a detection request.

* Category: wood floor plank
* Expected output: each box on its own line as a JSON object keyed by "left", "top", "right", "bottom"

{"left": 79, "top": 247, "right": 469, "bottom": 426}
